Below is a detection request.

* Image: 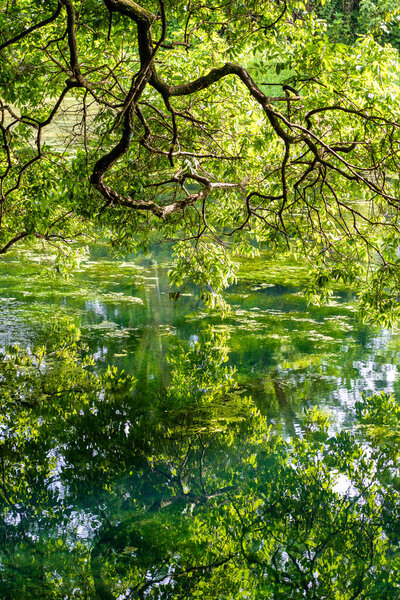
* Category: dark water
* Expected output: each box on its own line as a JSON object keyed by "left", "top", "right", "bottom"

{"left": 1, "top": 249, "right": 400, "bottom": 598}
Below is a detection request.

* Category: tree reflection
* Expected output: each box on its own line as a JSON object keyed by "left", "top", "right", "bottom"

{"left": 0, "top": 324, "right": 400, "bottom": 598}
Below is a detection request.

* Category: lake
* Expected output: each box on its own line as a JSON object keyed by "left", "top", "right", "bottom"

{"left": 1, "top": 248, "right": 400, "bottom": 598}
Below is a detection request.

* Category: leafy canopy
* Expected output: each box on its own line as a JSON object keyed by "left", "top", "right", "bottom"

{"left": 2, "top": 1, "right": 400, "bottom": 319}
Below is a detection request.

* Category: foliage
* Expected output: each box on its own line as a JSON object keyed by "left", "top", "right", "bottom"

{"left": 1, "top": 1, "right": 400, "bottom": 318}
{"left": 313, "top": 0, "right": 400, "bottom": 47}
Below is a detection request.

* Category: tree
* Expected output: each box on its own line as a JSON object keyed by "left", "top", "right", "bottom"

{"left": 313, "top": 0, "right": 400, "bottom": 48}
{"left": 1, "top": 1, "right": 400, "bottom": 319}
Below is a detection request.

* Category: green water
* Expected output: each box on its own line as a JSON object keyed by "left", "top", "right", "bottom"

{"left": 2, "top": 248, "right": 397, "bottom": 425}
{"left": 1, "top": 249, "right": 400, "bottom": 598}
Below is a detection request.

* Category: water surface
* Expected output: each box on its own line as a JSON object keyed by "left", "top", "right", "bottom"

{"left": 1, "top": 249, "right": 400, "bottom": 598}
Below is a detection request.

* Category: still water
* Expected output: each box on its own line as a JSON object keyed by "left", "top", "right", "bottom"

{"left": 1, "top": 248, "right": 400, "bottom": 598}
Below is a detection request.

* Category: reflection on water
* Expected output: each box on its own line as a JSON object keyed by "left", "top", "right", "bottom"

{"left": 1, "top": 249, "right": 400, "bottom": 597}
{"left": 1, "top": 249, "right": 399, "bottom": 426}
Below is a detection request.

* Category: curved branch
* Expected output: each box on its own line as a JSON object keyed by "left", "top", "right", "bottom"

{"left": 0, "top": 2, "right": 62, "bottom": 52}
{"left": 0, "top": 231, "right": 29, "bottom": 254}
